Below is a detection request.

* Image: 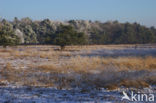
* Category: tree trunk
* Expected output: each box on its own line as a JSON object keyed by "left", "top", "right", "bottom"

{"left": 60, "top": 45, "right": 65, "bottom": 51}
{"left": 3, "top": 45, "right": 7, "bottom": 48}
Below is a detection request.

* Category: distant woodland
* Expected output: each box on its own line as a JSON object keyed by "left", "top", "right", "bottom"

{"left": 0, "top": 17, "right": 156, "bottom": 47}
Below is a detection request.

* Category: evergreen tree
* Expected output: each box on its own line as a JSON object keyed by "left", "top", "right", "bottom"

{"left": 54, "top": 25, "right": 87, "bottom": 50}
{"left": 0, "top": 20, "right": 20, "bottom": 47}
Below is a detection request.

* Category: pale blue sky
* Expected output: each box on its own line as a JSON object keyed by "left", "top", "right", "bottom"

{"left": 0, "top": 0, "right": 156, "bottom": 27}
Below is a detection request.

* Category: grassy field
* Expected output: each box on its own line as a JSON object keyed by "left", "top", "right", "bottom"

{"left": 0, "top": 45, "right": 155, "bottom": 90}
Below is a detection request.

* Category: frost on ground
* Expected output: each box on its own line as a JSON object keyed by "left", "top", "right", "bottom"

{"left": 0, "top": 86, "right": 120, "bottom": 103}
{"left": 0, "top": 86, "right": 155, "bottom": 103}
{"left": 0, "top": 45, "right": 156, "bottom": 103}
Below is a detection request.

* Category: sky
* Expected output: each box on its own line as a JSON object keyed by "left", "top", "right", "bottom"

{"left": 0, "top": 0, "right": 156, "bottom": 27}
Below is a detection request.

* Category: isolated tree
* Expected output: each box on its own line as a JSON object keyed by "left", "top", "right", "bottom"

{"left": 0, "top": 20, "right": 20, "bottom": 48}
{"left": 54, "top": 25, "right": 87, "bottom": 50}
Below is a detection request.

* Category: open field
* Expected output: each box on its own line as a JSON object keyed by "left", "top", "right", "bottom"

{"left": 0, "top": 44, "right": 156, "bottom": 102}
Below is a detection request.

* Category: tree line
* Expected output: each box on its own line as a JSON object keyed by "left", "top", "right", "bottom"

{"left": 0, "top": 17, "right": 156, "bottom": 48}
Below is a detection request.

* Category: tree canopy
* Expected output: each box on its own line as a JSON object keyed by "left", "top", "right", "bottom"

{"left": 54, "top": 25, "right": 87, "bottom": 50}
{"left": 0, "top": 19, "right": 20, "bottom": 47}
{"left": 0, "top": 18, "right": 156, "bottom": 47}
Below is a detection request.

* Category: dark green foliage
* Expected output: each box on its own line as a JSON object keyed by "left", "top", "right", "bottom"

{"left": 36, "top": 19, "right": 55, "bottom": 44}
{"left": 54, "top": 25, "right": 87, "bottom": 49}
{"left": 0, "top": 20, "right": 20, "bottom": 47}
{"left": 90, "top": 22, "right": 156, "bottom": 44}
{"left": 13, "top": 17, "right": 38, "bottom": 44}
{"left": 1, "top": 18, "right": 156, "bottom": 46}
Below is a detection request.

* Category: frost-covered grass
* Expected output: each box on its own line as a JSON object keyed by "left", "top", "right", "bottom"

{"left": 0, "top": 45, "right": 156, "bottom": 89}
{"left": 0, "top": 45, "right": 156, "bottom": 102}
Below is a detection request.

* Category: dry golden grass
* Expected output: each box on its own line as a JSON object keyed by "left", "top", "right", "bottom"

{"left": 0, "top": 45, "right": 156, "bottom": 89}
{"left": 0, "top": 56, "right": 155, "bottom": 89}
{"left": 119, "top": 80, "right": 150, "bottom": 88}
{"left": 111, "top": 57, "right": 156, "bottom": 71}
{"left": 37, "top": 63, "right": 60, "bottom": 73}
{"left": 64, "top": 44, "right": 133, "bottom": 51}
{"left": 60, "top": 56, "right": 156, "bottom": 73}
{"left": 0, "top": 62, "right": 20, "bottom": 82}
{"left": 23, "top": 55, "right": 156, "bottom": 75}
{"left": 0, "top": 62, "right": 55, "bottom": 87}
{"left": 0, "top": 52, "right": 11, "bottom": 58}
{"left": 0, "top": 44, "right": 155, "bottom": 59}
{"left": 0, "top": 46, "right": 72, "bottom": 59}
{"left": 0, "top": 48, "right": 12, "bottom": 58}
